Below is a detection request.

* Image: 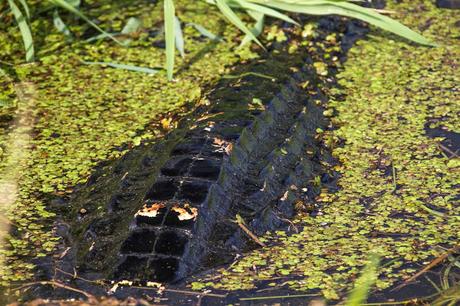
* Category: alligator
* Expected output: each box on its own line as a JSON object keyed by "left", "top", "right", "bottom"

{"left": 45, "top": 16, "right": 364, "bottom": 293}
{"left": 61, "top": 52, "right": 329, "bottom": 282}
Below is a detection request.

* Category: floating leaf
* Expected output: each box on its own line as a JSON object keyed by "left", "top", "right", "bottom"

{"left": 121, "top": 17, "right": 142, "bottom": 35}
{"left": 171, "top": 204, "right": 198, "bottom": 221}
{"left": 135, "top": 203, "right": 166, "bottom": 218}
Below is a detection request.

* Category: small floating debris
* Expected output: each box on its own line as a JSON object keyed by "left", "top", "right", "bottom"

{"left": 135, "top": 202, "right": 166, "bottom": 218}
{"left": 171, "top": 203, "right": 198, "bottom": 221}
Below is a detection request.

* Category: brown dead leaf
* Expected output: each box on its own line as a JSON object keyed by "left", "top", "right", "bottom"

{"left": 171, "top": 204, "right": 198, "bottom": 221}
{"left": 135, "top": 203, "right": 165, "bottom": 218}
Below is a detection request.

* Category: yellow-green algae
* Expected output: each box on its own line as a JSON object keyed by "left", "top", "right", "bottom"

{"left": 0, "top": 0, "right": 255, "bottom": 289}
{"left": 194, "top": 0, "right": 459, "bottom": 300}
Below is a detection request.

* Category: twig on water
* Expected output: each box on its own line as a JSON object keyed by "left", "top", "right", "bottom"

{"left": 233, "top": 214, "right": 266, "bottom": 247}
{"left": 392, "top": 245, "right": 460, "bottom": 291}
{"left": 14, "top": 280, "right": 95, "bottom": 299}
{"left": 392, "top": 163, "right": 397, "bottom": 192}
{"left": 240, "top": 293, "right": 319, "bottom": 301}
{"left": 162, "top": 288, "right": 226, "bottom": 298}
{"left": 55, "top": 267, "right": 103, "bottom": 285}
{"left": 437, "top": 143, "right": 459, "bottom": 158}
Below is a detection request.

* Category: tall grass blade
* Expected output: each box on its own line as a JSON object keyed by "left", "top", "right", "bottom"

{"left": 345, "top": 254, "right": 381, "bottom": 306}
{"left": 81, "top": 61, "right": 159, "bottom": 74}
{"left": 66, "top": 0, "right": 81, "bottom": 7}
{"left": 85, "top": 32, "right": 119, "bottom": 43}
{"left": 48, "top": 0, "right": 122, "bottom": 45}
{"left": 174, "top": 16, "right": 185, "bottom": 58}
{"left": 164, "top": 0, "right": 175, "bottom": 80}
{"left": 188, "top": 23, "right": 223, "bottom": 41}
{"left": 233, "top": 0, "right": 298, "bottom": 26}
{"left": 215, "top": 0, "right": 263, "bottom": 48}
{"left": 7, "top": 0, "right": 34, "bottom": 62}
{"left": 254, "top": 0, "right": 434, "bottom": 46}
{"left": 17, "top": 0, "right": 30, "bottom": 19}
{"left": 333, "top": 1, "right": 434, "bottom": 46}
{"left": 240, "top": 11, "right": 264, "bottom": 47}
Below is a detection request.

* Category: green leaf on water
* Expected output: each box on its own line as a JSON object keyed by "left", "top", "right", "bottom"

{"left": 174, "top": 16, "right": 185, "bottom": 58}
{"left": 7, "top": 0, "right": 34, "bottom": 62}
{"left": 121, "top": 17, "right": 142, "bottom": 35}
{"left": 164, "top": 0, "right": 175, "bottom": 80}
{"left": 188, "top": 23, "right": 223, "bottom": 42}
{"left": 53, "top": 9, "right": 73, "bottom": 41}
{"left": 81, "top": 61, "right": 159, "bottom": 74}
{"left": 48, "top": 0, "right": 123, "bottom": 45}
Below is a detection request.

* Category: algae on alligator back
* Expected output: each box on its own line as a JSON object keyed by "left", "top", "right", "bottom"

{"left": 199, "top": 0, "right": 459, "bottom": 301}
{"left": 0, "top": 0, "right": 256, "bottom": 295}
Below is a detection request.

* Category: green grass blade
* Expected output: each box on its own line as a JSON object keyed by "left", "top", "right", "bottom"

{"left": 240, "top": 11, "right": 264, "bottom": 47}
{"left": 164, "top": 0, "right": 175, "bottom": 80}
{"left": 334, "top": 1, "right": 435, "bottom": 46}
{"left": 216, "top": 0, "right": 263, "bottom": 48}
{"left": 233, "top": 0, "right": 298, "bottom": 26}
{"left": 253, "top": 0, "right": 434, "bottom": 46}
{"left": 81, "top": 61, "right": 159, "bottom": 74}
{"left": 345, "top": 254, "right": 381, "bottom": 306}
{"left": 66, "top": 0, "right": 81, "bottom": 7}
{"left": 7, "top": 0, "right": 34, "bottom": 62}
{"left": 174, "top": 16, "right": 185, "bottom": 58}
{"left": 188, "top": 23, "right": 223, "bottom": 41}
{"left": 17, "top": 0, "right": 30, "bottom": 19}
{"left": 85, "top": 32, "right": 119, "bottom": 43}
{"left": 53, "top": 9, "right": 73, "bottom": 41}
{"left": 48, "top": 0, "right": 122, "bottom": 45}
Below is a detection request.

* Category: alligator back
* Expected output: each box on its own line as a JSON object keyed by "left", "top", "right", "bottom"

{"left": 66, "top": 48, "right": 330, "bottom": 283}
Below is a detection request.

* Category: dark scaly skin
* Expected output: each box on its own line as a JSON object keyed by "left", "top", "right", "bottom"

{"left": 49, "top": 16, "right": 361, "bottom": 294}
{"left": 64, "top": 48, "right": 324, "bottom": 282}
